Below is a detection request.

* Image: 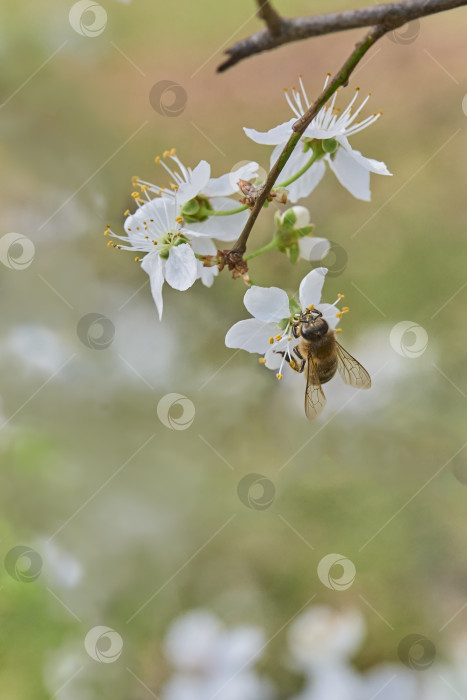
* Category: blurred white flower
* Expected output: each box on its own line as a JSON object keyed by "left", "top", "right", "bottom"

{"left": 244, "top": 75, "right": 391, "bottom": 202}
{"left": 274, "top": 206, "right": 330, "bottom": 263}
{"left": 162, "top": 609, "right": 273, "bottom": 700}
{"left": 39, "top": 538, "right": 82, "bottom": 588}
{"left": 288, "top": 606, "right": 365, "bottom": 670}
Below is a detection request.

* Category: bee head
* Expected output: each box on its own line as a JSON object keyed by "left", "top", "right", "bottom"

{"left": 300, "top": 316, "right": 329, "bottom": 340}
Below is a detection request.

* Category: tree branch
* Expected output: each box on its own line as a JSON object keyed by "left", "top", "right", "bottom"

{"left": 218, "top": 0, "right": 467, "bottom": 72}
{"left": 229, "top": 24, "right": 388, "bottom": 256}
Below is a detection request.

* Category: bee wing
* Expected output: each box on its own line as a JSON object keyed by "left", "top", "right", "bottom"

{"left": 305, "top": 355, "right": 327, "bottom": 420}
{"left": 336, "top": 341, "right": 372, "bottom": 389}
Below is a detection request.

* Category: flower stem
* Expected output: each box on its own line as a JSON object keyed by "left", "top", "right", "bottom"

{"left": 244, "top": 238, "right": 278, "bottom": 260}
{"left": 276, "top": 150, "right": 320, "bottom": 188}
{"left": 199, "top": 205, "right": 248, "bottom": 217}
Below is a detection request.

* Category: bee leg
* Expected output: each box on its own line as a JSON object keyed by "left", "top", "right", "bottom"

{"left": 292, "top": 346, "right": 306, "bottom": 373}
{"left": 291, "top": 323, "right": 301, "bottom": 339}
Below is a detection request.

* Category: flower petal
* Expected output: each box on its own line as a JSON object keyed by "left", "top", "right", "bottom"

{"left": 141, "top": 252, "right": 165, "bottom": 320}
{"left": 299, "top": 268, "right": 328, "bottom": 309}
{"left": 165, "top": 244, "right": 197, "bottom": 291}
{"left": 203, "top": 162, "right": 259, "bottom": 197}
{"left": 197, "top": 260, "right": 218, "bottom": 288}
{"left": 185, "top": 197, "right": 249, "bottom": 241}
{"left": 327, "top": 149, "right": 372, "bottom": 201}
{"left": 271, "top": 143, "right": 326, "bottom": 203}
{"left": 265, "top": 337, "right": 289, "bottom": 370}
{"left": 299, "top": 236, "right": 331, "bottom": 261}
{"left": 244, "top": 286, "right": 290, "bottom": 323}
{"left": 244, "top": 119, "right": 295, "bottom": 145}
{"left": 317, "top": 303, "right": 340, "bottom": 329}
{"left": 339, "top": 136, "right": 392, "bottom": 175}
{"left": 225, "top": 318, "right": 276, "bottom": 354}
{"left": 190, "top": 237, "right": 217, "bottom": 255}
{"left": 291, "top": 206, "right": 311, "bottom": 227}
{"left": 176, "top": 160, "right": 211, "bottom": 204}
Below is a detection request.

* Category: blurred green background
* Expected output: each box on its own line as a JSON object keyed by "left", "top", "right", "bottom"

{"left": 1, "top": 0, "right": 467, "bottom": 697}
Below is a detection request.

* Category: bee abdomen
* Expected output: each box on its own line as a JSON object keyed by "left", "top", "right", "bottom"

{"left": 317, "top": 357, "right": 338, "bottom": 384}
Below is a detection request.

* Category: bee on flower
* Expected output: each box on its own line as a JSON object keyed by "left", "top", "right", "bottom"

{"left": 225, "top": 268, "right": 371, "bottom": 419}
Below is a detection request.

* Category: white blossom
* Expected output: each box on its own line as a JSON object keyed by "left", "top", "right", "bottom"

{"left": 244, "top": 75, "right": 391, "bottom": 202}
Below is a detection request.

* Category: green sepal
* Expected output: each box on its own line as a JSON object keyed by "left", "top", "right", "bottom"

{"left": 281, "top": 208, "right": 297, "bottom": 229}
{"left": 323, "top": 137, "right": 339, "bottom": 154}
{"left": 295, "top": 225, "right": 314, "bottom": 238}
{"left": 181, "top": 198, "right": 200, "bottom": 216}
{"left": 287, "top": 243, "right": 300, "bottom": 264}
{"left": 277, "top": 317, "right": 290, "bottom": 331}
{"left": 289, "top": 297, "right": 301, "bottom": 316}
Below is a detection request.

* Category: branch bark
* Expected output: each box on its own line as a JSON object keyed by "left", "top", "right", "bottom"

{"left": 218, "top": 0, "right": 467, "bottom": 72}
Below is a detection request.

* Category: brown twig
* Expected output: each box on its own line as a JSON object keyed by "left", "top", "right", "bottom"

{"left": 223, "top": 0, "right": 467, "bottom": 257}
{"left": 218, "top": 0, "right": 467, "bottom": 72}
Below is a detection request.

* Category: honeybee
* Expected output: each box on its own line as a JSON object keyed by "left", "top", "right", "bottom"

{"left": 284, "top": 308, "right": 371, "bottom": 419}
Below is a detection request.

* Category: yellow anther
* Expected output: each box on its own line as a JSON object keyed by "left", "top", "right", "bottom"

{"left": 134, "top": 256, "right": 140, "bottom": 262}
{"left": 276, "top": 373, "right": 283, "bottom": 381}
{"left": 131, "top": 192, "right": 140, "bottom": 198}
{"left": 336, "top": 311, "right": 343, "bottom": 319}
{"left": 170, "top": 183, "right": 179, "bottom": 190}
{"left": 104, "top": 230, "right": 109, "bottom": 236}
{"left": 153, "top": 240, "right": 158, "bottom": 245}
{"left": 287, "top": 337, "right": 292, "bottom": 341}
{"left": 274, "top": 334, "right": 282, "bottom": 341}
{"left": 150, "top": 219, "right": 154, "bottom": 222}
{"left": 128, "top": 227, "right": 132, "bottom": 231}
{"left": 258, "top": 357, "right": 266, "bottom": 364}
{"left": 335, "top": 328, "right": 342, "bottom": 334}
{"left": 124, "top": 209, "right": 130, "bottom": 216}
{"left": 269, "top": 337, "right": 274, "bottom": 344}
{"left": 289, "top": 360, "right": 296, "bottom": 370}
{"left": 175, "top": 216, "right": 183, "bottom": 224}
{"left": 163, "top": 150, "right": 170, "bottom": 158}
{"left": 158, "top": 189, "right": 163, "bottom": 196}
{"left": 107, "top": 240, "right": 113, "bottom": 247}
{"left": 145, "top": 235, "right": 149, "bottom": 239}
{"left": 170, "top": 147, "right": 176, "bottom": 155}
{"left": 136, "top": 226, "right": 140, "bottom": 230}
{"left": 112, "top": 243, "right": 117, "bottom": 248}
{"left": 308, "top": 304, "right": 314, "bottom": 311}
{"left": 337, "top": 293, "right": 345, "bottom": 299}
{"left": 155, "top": 155, "right": 161, "bottom": 164}
{"left": 356, "top": 86, "right": 360, "bottom": 91}
{"left": 342, "top": 306, "right": 349, "bottom": 314}
{"left": 140, "top": 184, "right": 147, "bottom": 192}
